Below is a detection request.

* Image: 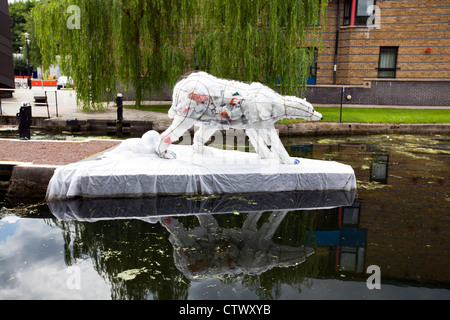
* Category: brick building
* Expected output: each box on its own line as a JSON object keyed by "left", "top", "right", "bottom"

{"left": 306, "top": 0, "right": 450, "bottom": 106}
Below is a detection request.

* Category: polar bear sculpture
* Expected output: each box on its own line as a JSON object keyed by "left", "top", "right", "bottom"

{"left": 157, "top": 72, "right": 323, "bottom": 164}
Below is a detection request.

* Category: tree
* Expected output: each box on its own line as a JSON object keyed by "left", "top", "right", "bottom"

{"left": 9, "top": 0, "right": 41, "bottom": 70}
{"left": 33, "top": 0, "right": 328, "bottom": 112}
{"left": 14, "top": 55, "right": 28, "bottom": 76}
{"left": 9, "top": 0, "right": 36, "bottom": 53}
{"left": 194, "top": 0, "right": 328, "bottom": 95}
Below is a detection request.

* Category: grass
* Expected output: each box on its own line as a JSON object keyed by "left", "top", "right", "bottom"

{"left": 125, "top": 104, "right": 450, "bottom": 124}
{"left": 124, "top": 104, "right": 171, "bottom": 113}
{"left": 314, "top": 107, "right": 450, "bottom": 124}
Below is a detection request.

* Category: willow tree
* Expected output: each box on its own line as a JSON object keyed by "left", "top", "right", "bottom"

{"left": 194, "top": 0, "right": 328, "bottom": 95}
{"left": 33, "top": 0, "right": 327, "bottom": 111}
{"left": 33, "top": 0, "right": 195, "bottom": 111}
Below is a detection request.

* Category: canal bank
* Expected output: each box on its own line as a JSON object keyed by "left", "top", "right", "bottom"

{"left": 0, "top": 139, "right": 122, "bottom": 203}
{"left": 1, "top": 114, "right": 450, "bottom": 137}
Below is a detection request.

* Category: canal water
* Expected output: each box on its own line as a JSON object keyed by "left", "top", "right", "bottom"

{"left": 0, "top": 132, "right": 449, "bottom": 300}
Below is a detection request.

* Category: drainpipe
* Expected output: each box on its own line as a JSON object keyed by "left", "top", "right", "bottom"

{"left": 333, "top": 0, "right": 341, "bottom": 85}
{"left": 350, "top": 0, "right": 356, "bottom": 26}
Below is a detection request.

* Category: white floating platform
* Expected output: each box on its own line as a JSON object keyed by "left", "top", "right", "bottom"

{"left": 46, "top": 140, "right": 356, "bottom": 200}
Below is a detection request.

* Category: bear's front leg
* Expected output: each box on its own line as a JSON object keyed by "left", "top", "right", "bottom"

{"left": 252, "top": 120, "right": 299, "bottom": 165}
{"left": 192, "top": 125, "right": 218, "bottom": 155}
{"left": 157, "top": 115, "right": 197, "bottom": 159}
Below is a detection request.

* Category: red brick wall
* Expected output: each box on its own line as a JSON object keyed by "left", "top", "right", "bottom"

{"left": 316, "top": 0, "right": 450, "bottom": 85}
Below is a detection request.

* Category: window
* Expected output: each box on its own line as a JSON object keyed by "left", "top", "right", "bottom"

{"left": 378, "top": 47, "right": 398, "bottom": 78}
{"left": 342, "top": 202, "right": 361, "bottom": 226}
{"left": 309, "top": 48, "right": 318, "bottom": 78}
{"left": 343, "top": 0, "right": 352, "bottom": 25}
{"left": 370, "top": 154, "right": 389, "bottom": 183}
{"left": 357, "top": 0, "right": 374, "bottom": 17}
{"left": 343, "top": 0, "right": 376, "bottom": 26}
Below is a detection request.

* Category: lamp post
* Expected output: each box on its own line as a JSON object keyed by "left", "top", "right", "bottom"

{"left": 24, "top": 32, "right": 32, "bottom": 89}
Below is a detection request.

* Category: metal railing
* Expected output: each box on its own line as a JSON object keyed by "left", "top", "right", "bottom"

{"left": 0, "top": 88, "right": 59, "bottom": 118}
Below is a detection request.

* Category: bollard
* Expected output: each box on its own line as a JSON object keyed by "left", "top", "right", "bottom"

{"left": 116, "top": 93, "right": 123, "bottom": 124}
{"left": 17, "top": 102, "right": 32, "bottom": 140}
{"left": 115, "top": 93, "right": 123, "bottom": 135}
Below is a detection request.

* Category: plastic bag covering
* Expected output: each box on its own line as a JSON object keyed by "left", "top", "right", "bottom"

{"left": 157, "top": 72, "right": 323, "bottom": 164}
{"left": 46, "top": 130, "right": 357, "bottom": 200}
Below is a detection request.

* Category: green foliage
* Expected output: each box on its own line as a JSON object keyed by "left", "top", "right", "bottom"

{"left": 9, "top": 0, "right": 37, "bottom": 52}
{"left": 9, "top": 0, "right": 41, "bottom": 69}
{"left": 32, "top": 0, "right": 327, "bottom": 112}
{"left": 123, "top": 104, "right": 171, "bottom": 113}
{"left": 195, "top": 0, "right": 328, "bottom": 95}
{"left": 13, "top": 55, "right": 28, "bottom": 75}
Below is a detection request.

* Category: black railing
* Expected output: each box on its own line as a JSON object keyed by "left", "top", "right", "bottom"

{"left": 0, "top": 88, "right": 59, "bottom": 118}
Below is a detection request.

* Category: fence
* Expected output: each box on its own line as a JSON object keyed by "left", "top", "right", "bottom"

{"left": 0, "top": 88, "right": 60, "bottom": 118}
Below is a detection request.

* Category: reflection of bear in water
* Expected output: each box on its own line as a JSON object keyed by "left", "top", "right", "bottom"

{"left": 160, "top": 211, "right": 314, "bottom": 280}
